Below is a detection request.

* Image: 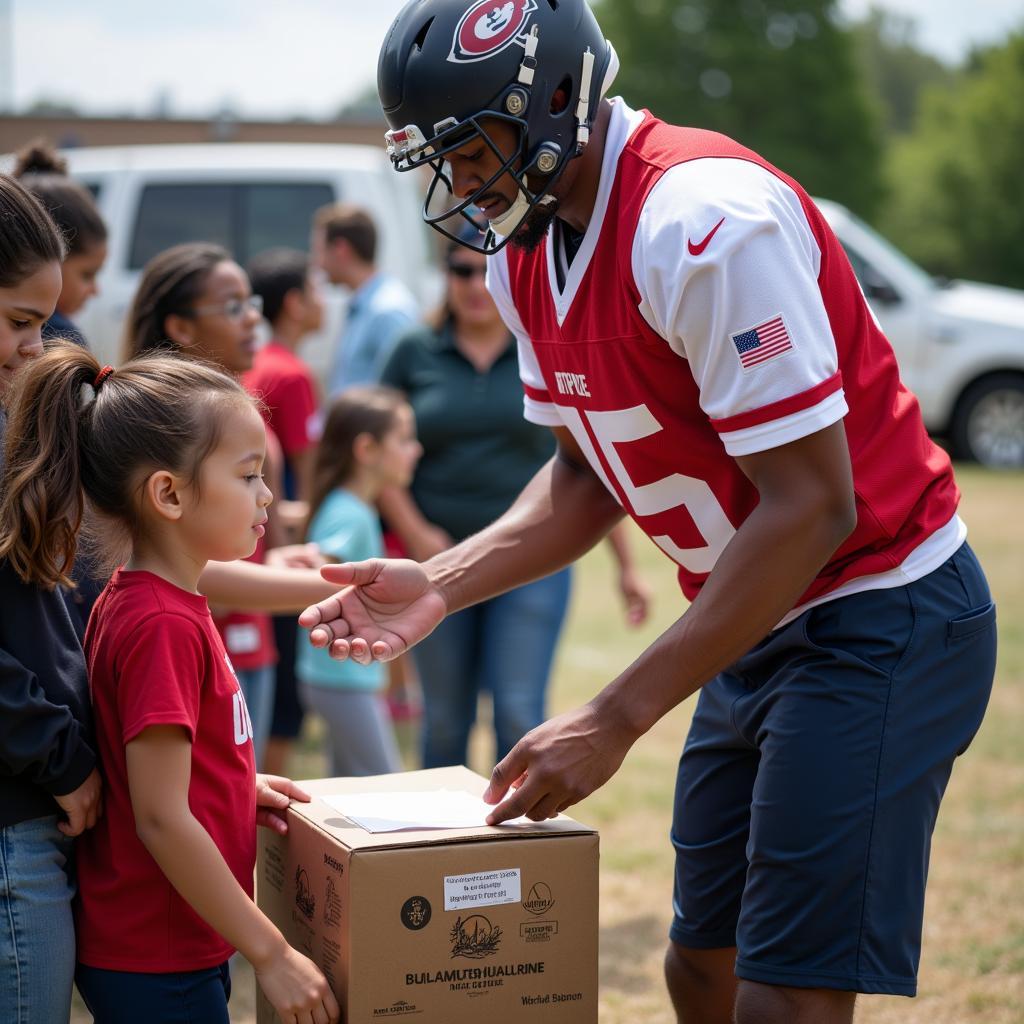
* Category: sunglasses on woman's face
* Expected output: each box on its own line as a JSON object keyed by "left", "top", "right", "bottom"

{"left": 447, "top": 262, "right": 487, "bottom": 280}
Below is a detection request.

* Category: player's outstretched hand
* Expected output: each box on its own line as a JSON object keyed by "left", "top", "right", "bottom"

{"left": 298, "top": 558, "right": 447, "bottom": 664}
{"left": 482, "top": 703, "right": 635, "bottom": 825}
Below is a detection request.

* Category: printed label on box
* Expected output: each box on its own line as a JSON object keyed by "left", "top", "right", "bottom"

{"left": 444, "top": 868, "right": 521, "bottom": 911}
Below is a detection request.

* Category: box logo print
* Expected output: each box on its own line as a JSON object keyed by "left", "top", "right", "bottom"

{"left": 523, "top": 881, "right": 555, "bottom": 916}
{"left": 450, "top": 915, "right": 502, "bottom": 958}
{"left": 295, "top": 866, "right": 316, "bottom": 920}
{"left": 401, "top": 896, "right": 432, "bottom": 931}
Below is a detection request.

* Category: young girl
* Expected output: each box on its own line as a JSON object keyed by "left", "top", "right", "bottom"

{"left": 122, "top": 241, "right": 279, "bottom": 767}
{"left": 0, "top": 341, "right": 339, "bottom": 1023}
{"left": 0, "top": 174, "right": 101, "bottom": 1024}
{"left": 13, "top": 139, "right": 108, "bottom": 349}
{"left": 297, "top": 387, "right": 422, "bottom": 776}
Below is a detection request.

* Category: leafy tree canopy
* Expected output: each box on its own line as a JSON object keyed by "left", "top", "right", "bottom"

{"left": 595, "top": 0, "right": 885, "bottom": 217}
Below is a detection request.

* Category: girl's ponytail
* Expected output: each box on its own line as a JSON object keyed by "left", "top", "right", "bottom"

{"left": 0, "top": 343, "right": 101, "bottom": 588}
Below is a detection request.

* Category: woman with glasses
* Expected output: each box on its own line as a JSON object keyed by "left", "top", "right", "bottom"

{"left": 122, "top": 243, "right": 280, "bottom": 767}
{"left": 379, "top": 231, "right": 650, "bottom": 770}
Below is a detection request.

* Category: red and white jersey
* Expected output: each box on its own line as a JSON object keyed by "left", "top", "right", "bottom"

{"left": 489, "top": 99, "right": 963, "bottom": 619}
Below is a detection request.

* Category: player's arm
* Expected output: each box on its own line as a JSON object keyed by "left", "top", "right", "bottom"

{"left": 597, "top": 418, "right": 855, "bottom": 733}
{"left": 127, "top": 726, "right": 339, "bottom": 1021}
{"left": 299, "top": 426, "right": 623, "bottom": 663}
{"left": 485, "top": 419, "right": 856, "bottom": 822}
{"left": 427, "top": 423, "right": 624, "bottom": 614}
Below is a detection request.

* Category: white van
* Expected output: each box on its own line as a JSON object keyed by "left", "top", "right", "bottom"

{"left": 818, "top": 199, "right": 1024, "bottom": 468}
{"left": 4, "top": 142, "right": 442, "bottom": 380}
{"left": 4, "top": 143, "right": 1021, "bottom": 466}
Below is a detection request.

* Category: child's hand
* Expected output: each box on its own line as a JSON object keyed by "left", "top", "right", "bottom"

{"left": 254, "top": 944, "right": 340, "bottom": 1024}
{"left": 54, "top": 767, "right": 103, "bottom": 836}
{"left": 255, "top": 774, "right": 312, "bottom": 835}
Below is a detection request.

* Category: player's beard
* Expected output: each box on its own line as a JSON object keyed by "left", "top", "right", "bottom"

{"left": 510, "top": 195, "right": 561, "bottom": 255}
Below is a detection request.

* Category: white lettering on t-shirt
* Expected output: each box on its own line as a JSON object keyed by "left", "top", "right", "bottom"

{"left": 232, "top": 689, "right": 254, "bottom": 746}
{"left": 554, "top": 371, "right": 592, "bottom": 397}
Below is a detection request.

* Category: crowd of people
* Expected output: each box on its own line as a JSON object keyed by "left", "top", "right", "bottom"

{"left": 0, "top": 135, "right": 648, "bottom": 1022}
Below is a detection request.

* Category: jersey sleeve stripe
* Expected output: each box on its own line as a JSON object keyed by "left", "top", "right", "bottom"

{"left": 523, "top": 381, "right": 553, "bottom": 403}
{"left": 709, "top": 371, "right": 844, "bottom": 433}
{"left": 718, "top": 389, "right": 849, "bottom": 456}
{"left": 523, "top": 394, "right": 563, "bottom": 427}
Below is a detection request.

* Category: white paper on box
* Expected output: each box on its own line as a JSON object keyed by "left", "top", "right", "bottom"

{"left": 321, "top": 788, "right": 529, "bottom": 832}
{"left": 444, "top": 867, "right": 522, "bottom": 911}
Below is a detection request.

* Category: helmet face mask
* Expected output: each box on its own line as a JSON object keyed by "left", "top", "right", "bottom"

{"left": 378, "top": 0, "right": 617, "bottom": 255}
{"left": 388, "top": 109, "right": 535, "bottom": 253}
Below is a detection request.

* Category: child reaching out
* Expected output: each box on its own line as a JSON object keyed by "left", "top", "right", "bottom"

{"left": 0, "top": 342, "right": 338, "bottom": 1023}
{"left": 297, "top": 387, "right": 422, "bottom": 776}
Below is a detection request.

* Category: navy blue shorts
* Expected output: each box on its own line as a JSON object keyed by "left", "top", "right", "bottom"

{"left": 76, "top": 960, "right": 230, "bottom": 1023}
{"left": 670, "top": 543, "right": 996, "bottom": 996}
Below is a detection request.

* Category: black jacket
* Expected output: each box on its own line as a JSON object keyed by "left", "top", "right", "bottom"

{"left": 0, "top": 412, "right": 95, "bottom": 826}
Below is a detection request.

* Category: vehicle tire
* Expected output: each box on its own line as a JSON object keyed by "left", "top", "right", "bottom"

{"left": 950, "top": 373, "right": 1024, "bottom": 468}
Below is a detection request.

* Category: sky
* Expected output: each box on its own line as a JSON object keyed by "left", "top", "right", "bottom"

{"left": 4, "top": 0, "right": 1023, "bottom": 119}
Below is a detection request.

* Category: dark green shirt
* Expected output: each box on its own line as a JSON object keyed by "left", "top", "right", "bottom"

{"left": 380, "top": 322, "right": 556, "bottom": 542}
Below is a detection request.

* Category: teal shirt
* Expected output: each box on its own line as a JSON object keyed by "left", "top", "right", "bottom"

{"left": 296, "top": 488, "right": 385, "bottom": 690}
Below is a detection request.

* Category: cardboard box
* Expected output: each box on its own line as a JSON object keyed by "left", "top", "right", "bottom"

{"left": 256, "top": 766, "right": 598, "bottom": 1023}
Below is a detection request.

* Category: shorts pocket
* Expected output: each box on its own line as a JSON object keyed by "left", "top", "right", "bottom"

{"left": 947, "top": 601, "right": 996, "bottom": 640}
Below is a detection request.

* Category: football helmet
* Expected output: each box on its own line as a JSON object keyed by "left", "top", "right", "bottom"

{"left": 377, "top": 0, "right": 618, "bottom": 253}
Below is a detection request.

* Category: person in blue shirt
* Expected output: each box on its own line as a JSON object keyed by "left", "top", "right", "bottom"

{"left": 311, "top": 203, "right": 419, "bottom": 396}
{"left": 297, "top": 386, "right": 423, "bottom": 775}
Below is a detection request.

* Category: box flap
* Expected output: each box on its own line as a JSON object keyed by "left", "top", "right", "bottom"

{"left": 291, "top": 766, "right": 596, "bottom": 851}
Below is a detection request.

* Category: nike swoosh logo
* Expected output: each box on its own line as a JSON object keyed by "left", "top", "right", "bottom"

{"left": 687, "top": 217, "right": 726, "bottom": 256}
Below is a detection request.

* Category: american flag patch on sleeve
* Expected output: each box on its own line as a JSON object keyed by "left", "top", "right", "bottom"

{"left": 730, "top": 314, "right": 794, "bottom": 370}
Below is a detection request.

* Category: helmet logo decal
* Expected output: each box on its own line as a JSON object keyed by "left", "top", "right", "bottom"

{"left": 449, "top": 0, "right": 538, "bottom": 63}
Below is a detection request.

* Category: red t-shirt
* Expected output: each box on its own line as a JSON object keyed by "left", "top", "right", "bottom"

{"left": 243, "top": 341, "right": 321, "bottom": 458}
{"left": 75, "top": 569, "right": 257, "bottom": 972}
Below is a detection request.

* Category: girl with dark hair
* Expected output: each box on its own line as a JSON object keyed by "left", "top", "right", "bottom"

{"left": 13, "top": 138, "right": 108, "bottom": 348}
{"left": 296, "top": 386, "right": 421, "bottom": 776}
{"left": 123, "top": 241, "right": 280, "bottom": 766}
{"left": 0, "top": 172, "right": 100, "bottom": 1024}
{"left": 0, "top": 341, "right": 339, "bottom": 1024}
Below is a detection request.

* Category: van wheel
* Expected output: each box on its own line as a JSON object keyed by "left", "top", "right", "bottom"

{"left": 951, "top": 373, "right": 1024, "bottom": 467}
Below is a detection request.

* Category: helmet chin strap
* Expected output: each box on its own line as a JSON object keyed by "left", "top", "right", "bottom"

{"left": 489, "top": 191, "right": 558, "bottom": 238}
{"left": 489, "top": 189, "right": 535, "bottom": 238}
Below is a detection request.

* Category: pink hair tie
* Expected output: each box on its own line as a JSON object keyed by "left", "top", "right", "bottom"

{"left": 93, "top": 365, "right": 115, "bottom": 390}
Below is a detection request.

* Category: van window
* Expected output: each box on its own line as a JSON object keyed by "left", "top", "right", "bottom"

{"left": 841, "top": 244, "right": 902, "bottom": 305}
{"left": 130, "top": 184, "right": 234, "bottom": 269}
{"left": 243, "top": 184, "right": 335, "bottom": 261}
{"left": 129, "top": 182, "right": 336, "bottom": 270}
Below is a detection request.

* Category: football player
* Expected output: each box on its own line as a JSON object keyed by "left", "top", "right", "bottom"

{"left": 301, "top": 2, "right": 997, "bottom": 1021}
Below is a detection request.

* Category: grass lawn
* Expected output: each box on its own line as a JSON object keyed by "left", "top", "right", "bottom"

{"left": 71, "top": 465, "right": 1022, "bottom": 1022}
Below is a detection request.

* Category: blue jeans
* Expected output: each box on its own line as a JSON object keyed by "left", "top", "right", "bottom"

{"left": 76, "top": 961, "right": 230, "bottom": 1023}
{"left": 236, "top": 664, "right": 275, "bottom": 770}
{"left": 413, "top": 568, "right": 571, "bottom": 767}
{"left": 0, "top": 815, "right": 76, "bottom": 1024}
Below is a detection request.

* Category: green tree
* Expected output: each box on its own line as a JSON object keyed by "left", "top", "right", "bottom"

{"left": 849, "top": 6, "right": 955, "bottom": 137}
{"left": 595, "top": 0, "right": 885, "bottom": 218}
{"left": 884, "top": 31, "right": 1024, "bottom": 286}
